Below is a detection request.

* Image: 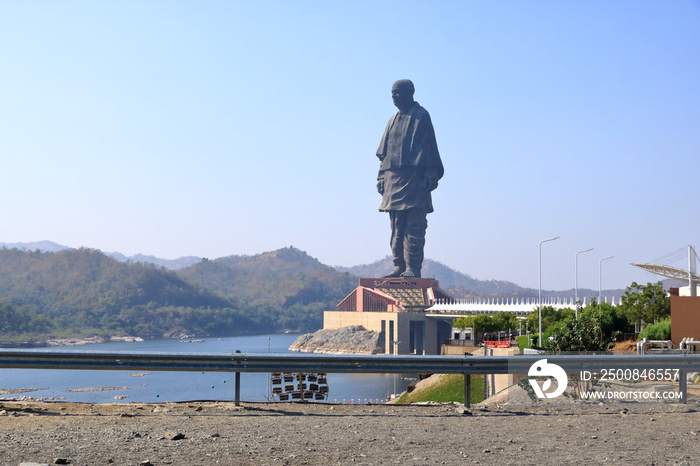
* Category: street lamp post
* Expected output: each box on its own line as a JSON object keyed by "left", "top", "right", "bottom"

{"left": 598, "top": 256, "right": 614, "bottom": 304}
{"left": 538, "top": 236, "right": 560, "bottom": 347}
{"left": 575, "top": 248, "right": 594, "bottom": 319}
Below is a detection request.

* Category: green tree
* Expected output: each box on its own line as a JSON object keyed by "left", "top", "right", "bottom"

{"left": 452, "top": 313, "right": 519, "bottom": 332}
{"left": 491, "top": 312, "right": 518, "bottom": 332}
{"left": 619, "top": 281, "right": 670, "bottom": 330}
{"left": 525, "top": 306, "right": 575, "bottom": 336}
{"left": 452, "top": 316, "right": 473, "bottom": 330}
{"left": 591, "top": 301, "right": 628, "bottom": 341}
{"left": 471, "top": 314, "right": 498, "bottom": 333}
{"left": 0, "top": 302, "right": 52, "bottom": 335}
{"left": 543, "top": 309, "right": 612, "bottom": 352}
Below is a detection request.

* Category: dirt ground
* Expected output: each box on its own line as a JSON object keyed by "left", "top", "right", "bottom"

{"left": 1, "top": 397, "right": 699, "bottom": 466}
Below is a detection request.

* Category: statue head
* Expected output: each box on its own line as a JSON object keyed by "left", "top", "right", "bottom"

{"left": 391, "top": 79, "right": 415, "bottom": 112}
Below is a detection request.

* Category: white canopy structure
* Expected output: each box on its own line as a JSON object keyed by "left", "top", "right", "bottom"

{"left": 630, "top": 263, "right": 700, "bottom": 282}
{"left": 631, "top": 245, "right": 698, "bottom": 296}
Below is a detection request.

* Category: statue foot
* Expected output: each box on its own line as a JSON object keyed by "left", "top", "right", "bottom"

{"left": 400, "top": 269, "right": 421, "bottom": 278}
{"left": 383, "top": 267, "right": 404, "bottom": 278}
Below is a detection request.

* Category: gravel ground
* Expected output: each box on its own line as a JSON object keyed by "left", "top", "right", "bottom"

{"left": 1, "top": 398, "right": 700, "bottom": 466}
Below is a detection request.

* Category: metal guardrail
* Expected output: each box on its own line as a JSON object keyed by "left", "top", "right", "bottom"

{"left": 2, "top": 350, "right": 700, "bottom": 406}
{"left": 2, "top": 350, "right": 700, "bottom": 373}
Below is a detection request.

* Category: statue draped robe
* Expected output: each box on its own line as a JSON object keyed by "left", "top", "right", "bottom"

{"left": 376, "top": 101, "right": 444, "bottom": 213}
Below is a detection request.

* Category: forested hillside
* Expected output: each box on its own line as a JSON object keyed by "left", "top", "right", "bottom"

{"left": 0, "top": 243, "right": 628, "bottom": 344}
{"left": 176, "top": 247, "right": 357, "bottom": 331}
{"left": 178, "top": 248, "right": 356, "bottom": 306}
{"left": 0, "top": 247, "right": 353, "bottom": 342}
{"left": 5, "top": 241, "right": 623, "bottom": 299}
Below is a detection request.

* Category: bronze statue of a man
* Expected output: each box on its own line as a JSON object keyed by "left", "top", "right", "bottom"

{"left": 376, "top": 79, "right": 444, "bottom": 278}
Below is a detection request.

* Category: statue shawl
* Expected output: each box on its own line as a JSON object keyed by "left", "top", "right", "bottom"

{"left": 376, "top": 101, "right": 444, "bottom": 177}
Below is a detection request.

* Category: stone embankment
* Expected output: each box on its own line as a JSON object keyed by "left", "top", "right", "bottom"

{"left": 289, "top": 325, "right": 382, "bottom": 354}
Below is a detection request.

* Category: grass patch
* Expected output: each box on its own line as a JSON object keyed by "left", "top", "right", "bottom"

{"left": 517, "top": 335, "right": 530, "bottom": 350}
{"left": 394, "top": 374, "right": 485, "bottom": 405}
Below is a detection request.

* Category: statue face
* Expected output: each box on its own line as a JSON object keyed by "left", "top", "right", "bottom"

{"left": 391, "top": 85, "right": 414, "bottom": 110}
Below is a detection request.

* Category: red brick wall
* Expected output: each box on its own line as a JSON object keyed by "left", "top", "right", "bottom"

{"left": 670, "top": 296, "right": 700, "bottom": 345}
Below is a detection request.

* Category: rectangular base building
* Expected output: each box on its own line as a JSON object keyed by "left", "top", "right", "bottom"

{"left": 324, "top": 278, "right": 454, "bottom": 355}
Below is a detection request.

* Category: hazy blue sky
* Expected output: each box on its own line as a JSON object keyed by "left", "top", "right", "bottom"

{"left": 2, "top": 1, "right": 699, "bottom": 292}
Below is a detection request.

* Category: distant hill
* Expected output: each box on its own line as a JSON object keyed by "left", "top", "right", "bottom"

{"left": 0, "top": 247, "right": 356, "bottom": 341}
{"left": 2, "top": 240, "right": 624, "bottom": 299}
{"left": 337, "top": 257, "right": 520, "bottom": 297}
{"left": 177, "top": 247, "right": 355, "bottom": 308}
{"left": 337, "top": 257, "right": 619, "bottom": 300}
{"left": 0, "top": 247, "right": 255, "bottom": 340}
{"left": 0, "top": 240, "right": 68, "bottom": 253}
{"left": 109, "top": 252, "right": 203, "bottom": 270}
{"left": 0, "top": 242, "right": 647, "bottom": 342}
{"left": 177, "top": 247, "right": 357, "bottom": 331}
{"left": 0, "top": 241, "right": 202, "bottom": 270}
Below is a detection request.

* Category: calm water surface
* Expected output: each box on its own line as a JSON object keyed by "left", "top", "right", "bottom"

{"left": 0, "top": 334, "right": 415, "bottom": 404}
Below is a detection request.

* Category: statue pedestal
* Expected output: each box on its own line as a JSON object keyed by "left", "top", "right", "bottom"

{"left": 326, "top": 277, "right": 454, "bottom": 355}
{"left": 359, "top": 277, "right": 441, "bottom": 290}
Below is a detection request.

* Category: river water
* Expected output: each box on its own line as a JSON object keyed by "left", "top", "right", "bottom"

{"left": 0, "top": 334, "right": 415, "bottom": 404}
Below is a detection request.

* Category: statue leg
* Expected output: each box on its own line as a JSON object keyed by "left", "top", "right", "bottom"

{"left": 401, "top": 208, "right": 427, "bottom": 278}
{"left": 384, "top": 211, "right": 406, "bottom": 277}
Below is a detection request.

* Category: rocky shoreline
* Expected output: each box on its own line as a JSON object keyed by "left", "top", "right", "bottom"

{"left": 289, "top": 325, "right": 382, "bottom": 354}
{"left": 0, "top": 335, "right": 144, "bottom": 349}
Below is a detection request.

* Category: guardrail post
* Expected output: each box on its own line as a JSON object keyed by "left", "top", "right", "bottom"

{"left": 464, "top": 374, "right": 471, "bottom": 408}
{"left": 235, "top": 350, "right": 241, "bottom": 406}
{"left": 679, "top": 370, "right": 688, "bottom": 404}
{"left": 483, "top": 345, "right": 489, "bottom": 399}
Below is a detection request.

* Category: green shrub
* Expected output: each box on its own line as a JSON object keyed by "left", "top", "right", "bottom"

{"left": 638, "top": 318, "right": 671, "bottom": 341}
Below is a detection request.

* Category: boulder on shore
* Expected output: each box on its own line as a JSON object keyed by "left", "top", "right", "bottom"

{"left": 289, "top": 325, "right": 382, "bottom": 354}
